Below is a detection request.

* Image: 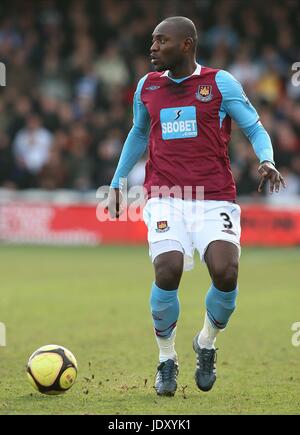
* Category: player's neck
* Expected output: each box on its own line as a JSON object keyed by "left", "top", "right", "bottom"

{"left": 168, "top": 59, "right": 197, "bottom": 79}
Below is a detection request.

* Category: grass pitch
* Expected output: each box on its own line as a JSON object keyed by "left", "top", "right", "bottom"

{"left": 0, "top": 245, "right": 299, "bottom": 415}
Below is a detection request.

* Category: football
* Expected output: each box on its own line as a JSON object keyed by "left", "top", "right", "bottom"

{"left": 26, "top": 345, "right": 78, "bottom": 395}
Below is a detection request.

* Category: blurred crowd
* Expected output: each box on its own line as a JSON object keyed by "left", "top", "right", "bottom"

{"left": 0, "top": 0, "right": 300, "bottom": 200}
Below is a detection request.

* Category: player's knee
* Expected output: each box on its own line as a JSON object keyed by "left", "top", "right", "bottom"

{"left": 211, "top": 260, "right": 238, "bottom": 292}
{"left": 154, "top": 252, "right": 183, "bottom": 290}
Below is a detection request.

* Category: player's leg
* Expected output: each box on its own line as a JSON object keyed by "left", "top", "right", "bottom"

{"left": 193, "top": 201, "right": 241, "bottom": 392}
{"left": 152, "top": 248, "right": 183, "bottom": 361}
{"left": 203, "top": 240, "right": 239, "bottom": 336}
{"left": 143, "top": 197, "right": 193, "bottom": 396}
{"left": 194, "top": 241, "right": 239, "bottom": 392}
{"left": 151, "top": 247, "right": 183, "bottom": 396}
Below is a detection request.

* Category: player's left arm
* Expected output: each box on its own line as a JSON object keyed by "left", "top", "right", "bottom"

{"left": 216, "top": 70, "right": 286, "bottom": 193}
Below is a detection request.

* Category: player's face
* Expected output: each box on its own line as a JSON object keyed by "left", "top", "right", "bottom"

{"left": 150, "top": 24, "right": 184, "bottom": 72}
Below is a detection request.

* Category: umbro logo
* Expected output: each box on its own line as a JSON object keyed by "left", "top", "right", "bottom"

{"left": 146, "top": 85, "right": 160, "bottom": 91}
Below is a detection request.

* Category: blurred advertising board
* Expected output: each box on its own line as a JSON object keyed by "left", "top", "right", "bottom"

{"left": 0, "top": 202, "right": 299, "bottom": 246}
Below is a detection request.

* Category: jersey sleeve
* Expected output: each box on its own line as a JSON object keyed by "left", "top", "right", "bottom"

{"left": 243, "top": 121, "right": 275, "bottom": 164}
{"left": 216, "top": 70, "right": 275, "bottom": 164}
{"left": 110, "top": 75, "right": 150, "bottom": 189}
{"left": 216, "top": 70, "right": 259, "bottom": 129}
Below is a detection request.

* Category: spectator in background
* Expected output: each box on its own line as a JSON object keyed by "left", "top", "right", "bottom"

{"left": 65, "top": 124, "right": 95, "bottom": 191}
{"left": 39, "top": 147, "right": 68, "bottom": 190}
{"left": 95, "top": 128, "right": 123, "bottom": 187}
{"left": 13, "top": 114, "right": 53, "bottom": 188}
{"left": 68, "top": 34, "right": 96, "bottom": 76}
{"left": 0, "top": 0, "right": 298, "bottom": 199}
{"left": 38, "top": 95, "right": 61, "bottom": 132}
{"left": 38, "top": 128, "right": 69, "bottom": 190}
{"left": 274, "top": 121, "right": 299, "bottom": 167}
{"left": 229, "top": 45, "right": 261, "bottom": 94}
{"left": 205, "top": 13, "right": 238, "bottom": 50}
{"left": 39, "top": 51, "right": 71, "bottom": 102}
{"left": 7, "top": 96, "right": 33, "bottom": 140}
{"left": 0, "top": 132, "right": 16, "bottom": 189}
{"left": 93, "top": 42, "right": 130, "bottom": 90}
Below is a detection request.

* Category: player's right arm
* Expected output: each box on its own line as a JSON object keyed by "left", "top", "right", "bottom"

{"left": 108, "top": 75, "right": 150, "bottom": 218}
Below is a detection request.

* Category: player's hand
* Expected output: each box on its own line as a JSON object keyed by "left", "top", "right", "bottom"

{"left": 257, "top": 161, "right": 286, "bottom": 194}
{"left": 106, "top": 188, "right": 123, "bottom": 219}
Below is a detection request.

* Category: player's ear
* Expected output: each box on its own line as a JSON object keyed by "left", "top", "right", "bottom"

{"left": 183, "top": 37, "right": 193, "bottom": 53}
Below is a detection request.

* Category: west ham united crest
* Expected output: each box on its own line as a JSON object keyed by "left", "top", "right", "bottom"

{"left": 196, "top": 85, "right": 213, "bottom": 102}
{"left": 155, "top": 221, "right": 170, "bottom": 233}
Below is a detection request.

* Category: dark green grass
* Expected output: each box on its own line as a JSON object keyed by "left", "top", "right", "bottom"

{"left": 0, "top": 245, "right": 299, "bottom": 415}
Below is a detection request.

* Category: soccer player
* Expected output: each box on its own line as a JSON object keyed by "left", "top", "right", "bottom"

{"left": 108, "top": 17, "right": 286, "bottom": 396}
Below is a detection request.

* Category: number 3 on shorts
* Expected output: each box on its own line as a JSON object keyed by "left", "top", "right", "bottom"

{"left": 220, "top": 212, "right": 233, "bottom": 229}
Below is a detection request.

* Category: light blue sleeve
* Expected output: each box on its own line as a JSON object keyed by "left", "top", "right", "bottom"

{"left": 216, "top": 70, "right": 259, "bottom": 129}
{"left": 243, "top": 122, "right": 274, "bottom": 164}
{"left": 216, "top": 70, "right": 274, "bottom": 164}
{"left": 110, "top": 75, "right": 150, "bottom": 189}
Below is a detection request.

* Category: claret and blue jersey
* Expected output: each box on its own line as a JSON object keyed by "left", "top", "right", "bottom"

{"left": 111, "top": 63, "right": 274, "bottom": 200}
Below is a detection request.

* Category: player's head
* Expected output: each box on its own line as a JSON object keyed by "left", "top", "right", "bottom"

{"left": 150, "top": 16, "right": 198, "bottom": 72}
